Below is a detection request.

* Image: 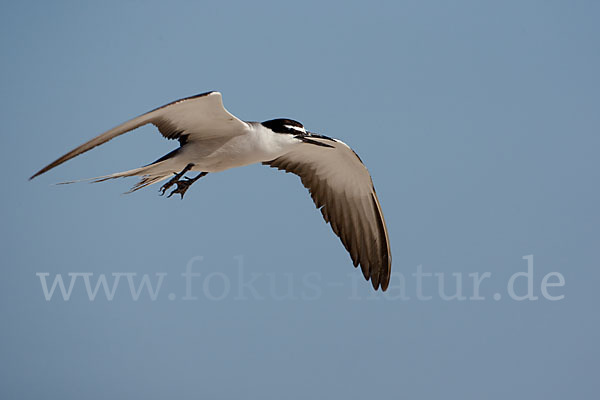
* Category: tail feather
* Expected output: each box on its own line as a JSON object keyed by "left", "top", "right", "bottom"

{"left": 125, "top": 175, "right": 170, "bottom": 193}
{"left": 57, "top": 163, "right": 174, "bottom": 194}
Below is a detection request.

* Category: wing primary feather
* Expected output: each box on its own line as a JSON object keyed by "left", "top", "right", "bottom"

{"left": 263, "top": 137, "right": 391, "bottom": 291}
{"left": 30, "top": 91, "right": 248, "bottom": 180}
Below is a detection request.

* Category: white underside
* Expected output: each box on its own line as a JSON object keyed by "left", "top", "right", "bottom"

{"left": 66, "top": 122, "right": 303, "bottom": 191}
{"left": 142, "top": 122, "right": 301, "bottom": 177}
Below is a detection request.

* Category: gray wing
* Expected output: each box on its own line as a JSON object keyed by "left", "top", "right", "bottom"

{"left": 264, "top": 136, "right": 391, "bottom": 291}
{"left": 30, "top": 91, "right": 248, "bottom": 179}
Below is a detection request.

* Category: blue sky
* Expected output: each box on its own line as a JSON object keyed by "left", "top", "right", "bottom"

{"left": 1, "top": 1, "right": 599, "bottom": 399}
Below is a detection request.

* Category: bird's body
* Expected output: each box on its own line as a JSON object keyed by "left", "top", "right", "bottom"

{"left": 31, "top": 91, "right": 392, "bottom": 290}
{"left": 121, "top": 122, "right": 299, "bottom": 188}
{"left": 181, "top": 122, "right": 300, "bottom": 172}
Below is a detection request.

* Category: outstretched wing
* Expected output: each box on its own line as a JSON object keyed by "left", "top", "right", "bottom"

{"left": 264, "top": 136, "right": 391, "bottom": 291}
{"left": 30, "top": 91, "right": 248, "bottom": 179}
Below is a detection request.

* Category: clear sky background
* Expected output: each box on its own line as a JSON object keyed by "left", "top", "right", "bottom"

{"left": 1, "top": 1, "right": 598, "bottom": 399}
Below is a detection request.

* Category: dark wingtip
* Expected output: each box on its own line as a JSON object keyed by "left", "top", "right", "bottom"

{"left": 380, "top": 276, "right": 389, "bottom": 292}
{"left": 371, "top": 259, "right": 391, "bottom": 292}
{"left": 29, "top": 167, "right": 48, "bottom": 181}
{"left": 371, "top": 276, "right": 389, "bottom": 292}
{"left": 371, "top": 277, "right": 379, "bottom": 291}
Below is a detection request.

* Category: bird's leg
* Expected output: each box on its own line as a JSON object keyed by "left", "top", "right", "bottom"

{"left": 159, "top": 163, "right": 194, "bottom": 196}
{"left": 167, "top": 172, "right": 208, "bottom": 199}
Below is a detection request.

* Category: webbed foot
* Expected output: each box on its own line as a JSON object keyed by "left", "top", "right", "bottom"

{"left": 166, "top": 172, "right": 208, "bottom": 199}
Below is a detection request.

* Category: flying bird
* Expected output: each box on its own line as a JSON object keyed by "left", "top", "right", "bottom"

{"left": 30, "top": 92, "right": 391, "bottom": 290}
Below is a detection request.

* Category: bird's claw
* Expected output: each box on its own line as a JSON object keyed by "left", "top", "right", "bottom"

{"left": 159, "top": 182, "right": 172, "bottom": 196}
{"left": 159, "top": 163, "right": 194, "bottom": 196}
{"left": 159, "top": 173, "right": 184, "bottom": 196}
{"left": 166, "top": 178, "right": 195, "bottom": 199}
{"left": 159, "top": 168, "right": 206, "bottom": 200}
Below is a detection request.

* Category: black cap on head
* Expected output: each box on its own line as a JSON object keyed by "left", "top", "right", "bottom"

{"left": 261, "top": 119, "right": 305, "bottom": 135}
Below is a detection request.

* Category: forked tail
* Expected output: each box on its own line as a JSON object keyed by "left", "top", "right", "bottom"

{"left": 58, "top": 160, "right": 178, "bottom": 194}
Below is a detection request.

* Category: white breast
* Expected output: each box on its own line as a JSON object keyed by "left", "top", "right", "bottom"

{"left": 183, "top": 122, "right": 301, "bottom": 172}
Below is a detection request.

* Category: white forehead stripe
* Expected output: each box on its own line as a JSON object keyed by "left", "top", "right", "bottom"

{"left": 285, "top": 125, "right": 306, "bottom": 134}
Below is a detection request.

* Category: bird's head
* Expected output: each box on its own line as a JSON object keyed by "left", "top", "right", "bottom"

{"left": 261, "top": 118, "right": 307, "bottom": 135}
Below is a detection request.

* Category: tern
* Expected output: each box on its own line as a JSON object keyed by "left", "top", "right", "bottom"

{"left": 30, "top": 91, "right": 391, "bottom": 290}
